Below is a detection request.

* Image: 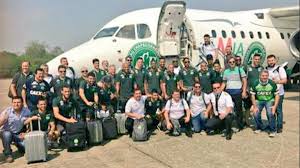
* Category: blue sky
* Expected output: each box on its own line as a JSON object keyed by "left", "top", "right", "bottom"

{"left": 0, "top": 0, "right": 298, "bottom": 53}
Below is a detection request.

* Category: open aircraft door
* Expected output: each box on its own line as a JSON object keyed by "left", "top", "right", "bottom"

{"left": 157, "top": 1, "right": 186, "bottom": 57}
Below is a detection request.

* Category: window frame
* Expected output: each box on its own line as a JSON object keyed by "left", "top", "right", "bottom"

{"left": 137, "top": 24, "right": 152, "bottom": 39}
{"left": 115, "top": 24, "right": 136, "bottom": 40}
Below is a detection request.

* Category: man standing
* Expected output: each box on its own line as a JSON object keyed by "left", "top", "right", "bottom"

{"left": 158, "top": 57, "right": 167, "bottom": 73}
{"left": 0, "top": 97, "right": 31, "bottom": 163}
{"left": 60, "top": 57, "right": 75, "bottom": 80}
{"left": 210, "top": 62, "right": 223, "bottom": 84}
{"left": 91, "top": 58, "right": 107, "bottom": 84}
{"left": 179, "top": 57, "right": 198, "bottom": 98}
{"left": 22, "top": 68, "right": 51, "bottom": 111}
{"left": 51, "top": 65, "right": 74, "bottom": 97}
{"left": 221, "top": 57, "right": 247, "bottom": 130}
{"left": 145, "top": 60, "right": 163, "bottom": 95}
{"left": 250, "top": 70, "right": 279, "bottom": 137}
{"left": 102, "top": 60, "right": 109, "bottom": 72}
{"left": 200, "top": 34, "right": 218, "bottom": 61}
{"left": 161, "top": 64, "right": 180, "bottom": 100}
{"left": 198, "top": 62, "right": 213, "bottom": 94}
{"left": 205, "top": 82, "right": 234, "bottom": 140}
{"left": 133, "top": 57, "right": 147, "bottom": 94}
{"left": 266, "top": 54, "right": 287, "bottom": 133}
{"left": 9, "top": 61, "right": 33, "bottom": 97}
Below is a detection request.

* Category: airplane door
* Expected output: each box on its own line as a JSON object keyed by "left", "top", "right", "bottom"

{"left": 157, "top": 1, "right": 186, "bottom": 57}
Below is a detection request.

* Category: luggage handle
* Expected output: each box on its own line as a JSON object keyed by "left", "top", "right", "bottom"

{"left": 29, "top": 115, "right": 41, "bottom": 132}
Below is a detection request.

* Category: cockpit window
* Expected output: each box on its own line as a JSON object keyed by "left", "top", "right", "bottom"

{"left": 93, "top": 27, "right": 119, "bottom": 39}
{"left": 137, "top": 24, "right": 151, "bottom": 39}
{"left": 116, "top": 25, "right": 136, "bottom": 39}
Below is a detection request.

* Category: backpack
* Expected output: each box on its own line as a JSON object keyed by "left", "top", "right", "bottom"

{"left": 132, "top": 118, "right": 148, "bottom": 141}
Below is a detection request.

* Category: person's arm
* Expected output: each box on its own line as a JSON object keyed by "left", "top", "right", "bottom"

{"left": 94, "top": 91, "right": 99, "bottom": 105}
{"left": 124, "top": 100, "right": 143, "bottom": 119}
{"left": 0, "top": 110, "right": 9, "bottom": 127}
{"left": 221, "top": 81, "right": 226, "bottom": 91}
{"left": 242, "top": 77, "right": 247, "bottom": 98}
{"left": 10, "top": 84, "right": 17, "bottom": 97}
{"left": 21, "top": 88, "right": 28, "bottom": 108}
{"left": 48, "top": 121, "right": 56, "bottom": 133}
{"left": 116, "top": 82, "right": 120, "bottom": 97}
{"left": 24, "top": 115, "right": 40, "bottom": 125}
{"left": 53, "top": 107, "right": 76, "bottom": 123}
{"left": 272, "top": 94, "right": 280, "bottom": 114}
{"left": 204, "top": 103, "right": 212, "bottom": 118}
{"left": 144, "top": 79, "right": 149, "bottom": 95}
{"left": 79, "top": 88, "right": 93, "bottom": 106}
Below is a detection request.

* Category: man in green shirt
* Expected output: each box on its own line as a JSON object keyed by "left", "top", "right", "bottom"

{"left": 145, "top": 60, "right": 163, "bottom": 95}
{"left": 198, "top": 62, "right": 212, "bottom": 94}
{"left": 210, "top": 62, "right": 223, "bottom": 84}
{"left": 91, "top": 58, "right": 106, "bottom": 84}
{"left": 162, "top": 64, "right": 180, "bottom": 100}
{"left": 98, "top": 75, "right": 117, "bottom": 113}
{"left": 116, "top": 62, "right": 136, "bottom": 112}
{"left": 145, "top": 89, "right": 163, "bottom": 130}
{"left": 250, "top": 70, "right": 279, "bottom": 137}
{"left": 179, "top": 57, "right": 198, "bottom": 98}
{"left": 158, "top": 57, "right": 167, "bottom": 74}
{"left": 133, "top": 57, "right": 147, "bottom": 94}
{"left": 51, "top": 65, "right": 74, "bottom": 97}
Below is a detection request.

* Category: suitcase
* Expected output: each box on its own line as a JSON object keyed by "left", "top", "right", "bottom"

{"left": 102, "top": 117, "right": 118, "bottom": 140}
{"left": 87, "top": 110, "right": 103, "bottom": 145}
{"left": 114, "top": 112, "right": 128, "bottom": 134}
{"left": 24, "top": 120, "right": 47, "bottom": 163}
{"left": 65, "top": 120, "right": 87, "bottom": 151}
{"left": 132, "top": 118, "right": 148, "bottom": 141}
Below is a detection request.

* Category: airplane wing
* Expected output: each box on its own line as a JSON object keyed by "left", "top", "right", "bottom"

{"left": 269, "top": 6, "right": 299, "bottom": 19}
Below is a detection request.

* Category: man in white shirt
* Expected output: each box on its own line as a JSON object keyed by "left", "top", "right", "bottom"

{"left": 125, "top": 89, "right": 149, "bottom": 137}
{"left": 60, "top": 57, "right": 75, "bottom": 80}
{"left": 200, "top": 34, "right": 218, "bottom": 61}
{"left": 164, "top": 90, "right": 193, "bottom": 137}
{"left": 266, "top": 54, "right": 287, "bottom": 133}
{"left": 205, "top": 82, "right": 234, "bottom": 140}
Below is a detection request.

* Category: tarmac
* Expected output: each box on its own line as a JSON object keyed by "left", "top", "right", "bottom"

{"left": 0, "top": 79, "right": 299, "bottom": 168}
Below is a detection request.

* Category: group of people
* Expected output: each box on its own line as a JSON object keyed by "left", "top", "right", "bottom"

{"left": 0, "top": 37, "right": 287, "bottom": 163}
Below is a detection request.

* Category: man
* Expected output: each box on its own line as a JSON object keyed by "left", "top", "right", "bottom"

{"left": 145, "top": 60, "right": 163, "bottom": 95}
{"left": 60, "top": 57, "right": 75, "bottom": 80}
{"left": 266, "top": 54, "right": 287, "bottom": 133}
{"left": 75, "top": 66, "right": 89, "bottom": 93}
{"left": 223, "top": 45, "right": 235, "bottom": 68}
{"left": 161, "top": 64, "right": 180, "bottom": 100}
{"left": 144, "top": 89, "right": 164, "bottom": 131}
{"left": 98, "top": 76, "right": 117, "bottom": 113}
{"left": 101, "top": 64, "right": 117, "bottom": 87}
{"left": 9, "top": 61, "right": 33, "bottom": 98}
{"left": 125, "top": 56, "right": 133, "bottom": 70}
{"left": 205, "top": 82, "right": 234, "bottom": 140}
{"left": 210, "top": 62, "right": 223, "bottom": 84}
{"left": 198, "top": 61, "right": 213, "bottom": 94}
{"left": 200, "top": 34, "right": 218, "bottom": 61}
{"left": 102, "top": 60, "right": 109, "bottom": 72}
{"left": 79, "top": 72, "right": 99, "bottom": 120}
{"left": 243, "top": 54, "right": 263, "bottom": 127}
{"left": 22, "top": 68, "right": 51, "bottom": 111}
{"left": 53, "top": 86, "right": 79, "bottom": 136}
{"left": 206, "top": 54, "right": 214, "bottom": 72}
{"left": 179, "top": 57, "right": 198, "bottom": 98}
{"left": 91, "top": 58, "right": 107, "bottom": 84}
{"left": 187, "top": 82, "right": 212, "bottom": 133}
{"left": 26, "top": 98, "right": 59, "bottom": 147}
{"left": 116, "top": 62, "right": 136, "bottom": 112}
{"left": 250, "top": 70, "right": 279, "bottom": 137}
{"left": 0, "top": 96, "right": 30, "bottom": 163}
{"left": 125, "top": 89, "right": 149, "bottom": 137}
{"left": 164, "top": 90, "right": 193, "bottom": 137}
{"left": 221, "top": 57, "right": 247, "bottom": 130}
{"left": 133, "top": 57, "right": 147, "bottom": 94}
{"left": 173, "top": 59, "right": 181, "bottom": 75}
{"left": 158, "top": 57, "right": 167, "bottom": 73}
{"left": 235, "top": 56, "right": 242, "bottom": 67}
{"left": 40, "top": 64, "right": 53, "bottom": 84}
{"left": 51, "top": 65, "right": 74, "bottom": 97}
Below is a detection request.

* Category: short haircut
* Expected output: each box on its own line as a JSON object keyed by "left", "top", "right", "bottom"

{"left": 38, "top": 98, "right": 47, "bottom": 103}
{"left": 260, "top": 69, "right": 269, "bottom": 75}
{"left": 200, "top": 61, "right": 207, "bottom": 65}
{"left": 227, "top": 56, "right": 235, "bottom": 63}
{"left": 172, "top": 89, "right": 180, "bottom": 94}
{"left": 193, "top": 81, "right": 201, "bottom": 87}
{"left": 212, "top": 81, "right": 222, "bottom": 86}
{"left": 267, "top": 54, "right": 276, "bottom": 59}
{"left": 235, "top": 55, "right": 241, "bottom": 58}
{"left": 93, "top": 58, "right": 99, "bottom": 64}
{"left": 12, "top": 96, "right": 23, "bottom": 102}
{"left": 60, "top": 57, "right": 67, "bottom": 62}
{"left": 213, "top": 61, "right": 220, "bottom": 66}
{"left": 40, "top": 64, "right": 48, "bottom": 68}
{"left": 204, "top": 34, "right": 210, "bottom": 38}
{"left": 151, "top": 89, "right": 158, "bottom": 94}
{"left": 35, "top": 68, "right": 44, "bottom": 74}
{"left": 61, "top": 85, "right": 71, "bottom": 90}
{"left": 137, "top": 57, "right": 143, "bottom": 61}
{"left": 134, "top": 88, "right": 142, "bottom": 93}
{"left": 183, "top": 57, "right": 189, "bottom": 62}
{"left": 57, "top": 65, "right": 66, "bottom": 70}
{"left": 253, "top": 53, "right": 261, "bottom": 58}
{"left": 21, "top": 61, "right": 30, "bottom": 66}
{"left": 87, "top": 72, "right": 95, "bottom": 77}
{"left": 159, "top": 57, "right": 165, "bottom": 61}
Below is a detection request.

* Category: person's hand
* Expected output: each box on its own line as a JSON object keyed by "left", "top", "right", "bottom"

{"left": 145, "top": 114, "right": 150, "bottom": 119}
{"left": 110, "top": 94, "right": 116, "bottom": 99}
{"left": 166, "top": 121, "right": 173, "bottom": 130}
{"left": 68, "top": 117, "right": 77, "bottom": 123}
{"left": 271, "top": 106, "right": 276, "bottom": 115}
{"left": 19, "top": 133, "right": 26, "bottom": 140}
{"left": 184, "top": 116, "right": 190, "bottom": 123}
{"left": 251, "top": 105, "right": 259, "bottom": 114}
{"left": 219, "top": 113, "right": 227, "bottom": 120}
{"left": 242, "top": 91, "right": 247, "bottom": 99}
{"left": 137, "top": 114, "right": 144, "bottom": 120}
{"left": 204, "top": 111, "right": 209, "bottom": 119}
{"left": 48, "top": 130, "right": 54, "bottom": 137}
{"left": 87, "top": 102, "right": 94, "bottom": 106}
{"left": 31, "top": 116, "right": 41, "bottom": 121}
{"left": 164, "top": 94, "right": 169, "bottom": 100}
{"left": 24, "top": 103, "right": 28, "bottom": 108}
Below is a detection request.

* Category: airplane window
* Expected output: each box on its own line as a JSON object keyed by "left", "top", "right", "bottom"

{"left": 137, "top": 24, "right": 152, "bottom": 39}
{"left": 266, "top": 32, "right": 270, "bottom": 39}
{"left": 222, "top": 30, "right": 227, "bottom": 38}
{"left": 249, "top": 31, "right": 254, "bottom": 39}
{"left": 93, "top": 27, "right": 119, "bottom": 39}
{"left": 116, "top": 25, "right": 136, "bottom": 39}
{"left": 231, "top": 31, "right": 236, "bottom": 38}
{"left": 287, "top": 33, "right": 291, "bottom": 38}
{"left": 240, "top": 31, "right": 245, "bottom": 39}
{"left": 280, "top": 33, "right": 284, "bottom": 39}
{"left": 258, "top": 32, "right": 262, "bottom": 39}
{"left": 211, "top": 30, "right": 217, "bottom": 38}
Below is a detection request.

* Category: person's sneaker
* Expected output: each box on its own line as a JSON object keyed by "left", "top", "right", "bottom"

{"left": 226, "top": 132, "right": 232, "bottom": 140}
{"left": 199, "top": 131, "right": 207, "bottom": 135}
{"left": 6, "top": 155, "right": 14, "bottom": 163}
{"left": 269, "top": 132, "right": 276, "bottom": 138}
{"left": 172, "top": 131, "right": 181, "bottom": 136}
{"left": 254, "top": 129, "right": 261, "bottom": 134}
{"left": 185, "top": 130, "right": 193, "bottom": 138}
{"left": 277, "top": 128, "right": 283, "bottom": 133}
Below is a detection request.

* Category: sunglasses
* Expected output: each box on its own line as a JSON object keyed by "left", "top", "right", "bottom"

{"left": 184, "top": 61, "right": 190, "bottom": 63}
{"left": 81, "top": 70, "right": 88, "bottom": 73}
{"left": 229, "top": 61, "right": 235, "bottom": 64}
{"left": 194, "top": 86, "right": 201, "bottom": 88}
{"left": 213, "top": 87, "right": 220, "bottom": 90}
{"left": 127, "top": 59, "right": 132, "bottom": 61}
{"left": 59, "top": 70, "right": 66, "bottom": 73}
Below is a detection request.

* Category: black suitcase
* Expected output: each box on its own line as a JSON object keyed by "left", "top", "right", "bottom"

{"left": 102, "top": 117, "right": 118, "bottom": 140}
{"left": 65, "top": 120, "right": 87, "bottom": 151}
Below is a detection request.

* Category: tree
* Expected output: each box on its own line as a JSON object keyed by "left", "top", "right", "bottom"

{"left": 50, "top": 46, "right": 64, "bottom": 56}
{"left": 25, "top": 41, "right": 47, "bottom": 57}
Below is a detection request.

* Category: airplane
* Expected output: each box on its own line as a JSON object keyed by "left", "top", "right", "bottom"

{"left": 47, "top": 1, "right": 299, "bottom": 77}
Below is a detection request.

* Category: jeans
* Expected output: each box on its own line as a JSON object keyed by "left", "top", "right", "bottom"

{"left": 191, "top": 113, "right": 206, "bottom": 133}
{"left": 1, "top": 131, "right": 25, "bottom": 156}
{"left": 254, "top": 100, "right": 276, "bottom": 132}
{"left": 205, "top": 114, "right": 233, "bottom": 135}
{"left": 230, "top": 93, "right": 244, "bottom": 129}
{"left": 276, "top": 95, "right": 284, "bottom": 129}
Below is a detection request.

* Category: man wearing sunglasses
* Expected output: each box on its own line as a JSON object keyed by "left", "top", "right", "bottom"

{"left": 221, "top": 57, "right": 247, "bottom": 131}
{"left": 74, "top": 67, "right": 89, "bottom": 98}
{"left": 51, "top": 65, "right": 74, "bottom": 97}
{"left": 205, "top": 82, "right": 234, "bottom": 140}
{"left": 179, "top": 57, "right": 198, "bottom": 99}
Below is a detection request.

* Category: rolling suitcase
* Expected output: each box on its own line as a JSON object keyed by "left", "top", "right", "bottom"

{"left": 24, "top": 120, "right": 47, "bottom": 163}
{"left": 114, "top": 112, "right": 127, "bottom": 134}
{"left": 87, "top": 110, "right": 103, "bottom": 145}
{"left": 132, "top": 118, "right": 148, "bottom": 141}
{"left": 102, "top": 117, "right": 118, "bottom": 140}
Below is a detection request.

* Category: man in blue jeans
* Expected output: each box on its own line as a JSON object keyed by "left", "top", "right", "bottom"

{"left": 250, "top": 70, "right": 279, "bottom": 137}
{"left": 0, "top": 96, "right": 31, "bottom": 163}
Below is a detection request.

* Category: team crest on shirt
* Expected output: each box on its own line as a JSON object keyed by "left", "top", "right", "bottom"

{"left": 190, "top": 71, "right": 194, "bottom": 75}
{"left": 248, "top": 67, "right": 252, "bottom": 71}
{"left": 149, "top": 72, "right": 152, "bottom": 76}
{"left": 60, "top": 100, "right": 64, "bottom": 106}
{"left": 129, "top": 74, "right": 133, "bottom": 78}
{"left": 46, "top": 114, "right": 51, "bottom": 120}
{"left": 41, "top": 86, "right": 45, "bottom": 90}
{"left": 148, "top": 102, "right": 152, "bottom": 106}
{"left": 183, "top": 71, "right": 187, "bottom": 75}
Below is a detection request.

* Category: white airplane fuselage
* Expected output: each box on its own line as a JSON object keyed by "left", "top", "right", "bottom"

{"left": 47, "top": 6, "right": 299, "bottom": 77}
